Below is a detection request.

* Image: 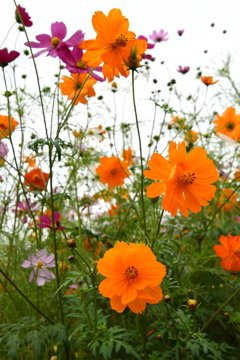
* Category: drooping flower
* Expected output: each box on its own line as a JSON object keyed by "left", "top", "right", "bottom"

{"left": 21, "top": 249, "right": 55, "bottom": 286}
{"left": 58, "top": 46, "right": 104, "bottom": 82}
{"left": 97, "top": 241, "right": 166, "bottom": 314}
{"left": 79, "top": 8, "right": 147, "bottom": 82}
{"left": 200, "top": 76, "right": 219, "bottom": 86}
{"left": 37, "top": 212, "right": 66, "bottom": 231}
{"left": 0, "top": 115, "right": 19, "bottom": 138}
{"left": 25, "top": 22, "right": 84, "bottom": 58}
{"left": 184, "top": 130, "right": 199, "bottom": 143}
{"left": 59, "top": 73, "right": 97, "bottom": 105}
{"left": 23, "top": 168, "right": 49, "bottom": 191}
{"left": 95, "top": 156, "right": 130, "bottom": 189}
{"left": 213, "top": 107, "right": 240, "bottom": 140}
{"left": 214, "top": 234, "right": 240, "bottom": 272}
{"left": 0, "top": 49, "right": 20, "bottom": 68}
{"left": 177, "top": 30, "right": 184, "bottom": 36}
{"left": 0, "top": 140, "right": 9, "bottom": 165}
{"left": 15, "top": 5, "right": 33, "bottom": 27}
{"left": 85, "top": 125, "right": 106, "bottom": 142}
{"left": 217, "top": 188, "right": 238, "bottom": 211}
{"left": 121, "top": 147, "right": 134, "bottom": 166}
{"left": 12, "top": 199, "right": 38, "bottom": 224}
{"left": 177, "top": 66, "right": 190, "bottom": 74}
{"left": 149, "top": 30, "right": 169, "bottom": 43}
{"left": 144, "top": 141, "right": 219, "bottom": 217}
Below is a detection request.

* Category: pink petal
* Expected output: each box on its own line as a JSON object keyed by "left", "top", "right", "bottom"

{"left": 28, "top": 254, "right": 37, "bottom": 264}
{"left": 36, "top": 276, "right": 45, "bottom": 286}
{"left": 44, "top": 253, "right": 55, "bottom": 264}
{"left": 53, "top": 212, "right": 61, "bottom": 222}
{"left": 39, "top": 215, "right": 52, "bottom": 225}
{"left": 29, "top": 268, "right": 36, "bottom": 282}
{"left": 65, "top": 30, "right": 84, "bottom": 46}
{"left": 51, "top": 22, "right": 67, "bottom": 40}
{"left": 21, "top": 260, "right": 31, "bottom": 268}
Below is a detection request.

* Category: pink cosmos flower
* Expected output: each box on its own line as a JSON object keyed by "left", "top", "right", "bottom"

{"left": 25, "top": 22, "right": 84, "bottom": 58}
{"left": 137, "top": 35, "right": 155, "bottom": 61}
{"left": 58, "top": 46, "right": 105, "bottom": 81}
{"left": 12, "top": 199, "right": 38, "bottom": 224}
{"left": 15, "top": 5, "right": 33, "bottom": 27}
{"left": 149, "top": 30, "right": 169, "bottom": 43}
{"left": 177, "top": 30, "right": 184, "bottom": 36}
{"left": 0, "top": 140, "right": 9, "bottom": 159}
{"left": 177, "top": 66, "right": 190, "bottom": 74}
{"left": 37, "top": 212, "right": 66, "bottom": 231}
{"left": 21, "top": 249, "right": 55, "bottom": 286}
{"left": 0, "top": 49, "right": 20, "bottom": 68}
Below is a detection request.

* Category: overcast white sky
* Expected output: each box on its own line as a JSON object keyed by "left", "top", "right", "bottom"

{"left": 1, "top": 0, "right": 240, "bottom": 150}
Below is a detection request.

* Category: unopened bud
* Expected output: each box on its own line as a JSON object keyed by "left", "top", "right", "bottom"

{"left": 223, "top": 312, "right": 229, "bottom": 317}
{"left": 68, "top": 255, "right": 75, "bottom": 263}
{"left": 187, "top": 299, "right": 198, "bottom": 311}
{"left": 163, "top": 295, "right": 171, "bottom": 303}
{"left": 156, "top": 334, "right": 162, "bottom": 340}
{"left": 106, "top": 241, "right": 113, "bottom": 249}
{"left": 66, "top": 239, "right": 76, "bottom": 248}
{"left": 101, "top": 234, "right": 109, "bottom": 240}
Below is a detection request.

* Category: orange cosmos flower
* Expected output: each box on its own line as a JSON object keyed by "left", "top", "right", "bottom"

{"left": 59, "top": 73, "right": 97, "bottom": 105}
{"left": 108, "top": 204, "right": 120, "bottom": 216}
{"left": 200, "top": 76, "right": 219, "bottom": 86}
{"left": 96, "top": 156, "right": 130, "bottom": 189}
{"left": 214, "top": 233, "right": 240, "bottom": 272}
{"left": 23, "top": 168, "right": 49, "bottom": 191}
{"left": 184, "top": 130, "right": 199, "bottom": 143}
{"left": 79, "top": 8, "right": 147, "bottom": 82}
{"left": 144, "top": 141, "right": 219, "bottom": 217}
{"left": 97, "top": 241, "right": 166, "bottom": 314}
{"left": 0, "top": 115, "right": 19, "bottom": 138}
{"left": 217, "top": 188, "right": 238, "bottom": 211}
{"left": 23, "top": 153, "right": 37, "bottom": 169}
{"left": 213, "top": 107, "right": 240, "bottom": 140}
{"left": 234, "top": 170, "right": 240, "bottom": 181}
{"left": 122, "top": 147, "right": 133, "bottom": 166}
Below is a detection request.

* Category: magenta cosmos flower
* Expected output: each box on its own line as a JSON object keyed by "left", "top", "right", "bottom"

{"left": 177, "top": 30, "right": 184, "bottom": 36}
{"left": 21, "top": 249, "right": 55, "bottom": 286}
{"left": 25, "top": 22, "right": 84, "bottom": 58}
{"left": 37, "top": 212, "right": 66, "bottom": 231}
{"left": 12, "top": 199, "right": 38, "bottom": 224}
{"left": 149, "top": 30, "right": 169, "bottom": 43}
{"left": 0, "top": 48, "right": 20, "bottom": 68}
{"left": 137, "top": 36, "right": 155, "bottom": 61}
{"left": 58, "top": 46, "right": 105, "bottom": 81}
{"left": 177, "top": 66, "right": 190, "bottom": 74}
{"left": 15, "top": 5, "right": 33, "bottom": 27}
{"left": 0, "top": 140, "right": 9, "bottom": 159}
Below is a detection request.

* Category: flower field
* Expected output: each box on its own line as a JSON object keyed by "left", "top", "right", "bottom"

{"left": 0, "top": 3, "right": 240, "bottom": 360}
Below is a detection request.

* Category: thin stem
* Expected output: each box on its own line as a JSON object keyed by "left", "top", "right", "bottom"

{"left": 200, "top": 287, "right": 240, "bottom": 333}
{"left": 131, "top": 70, "right": 147, "bottom": 239}
{"left": 0, "top": 268, "right": 54, "bottom": 324}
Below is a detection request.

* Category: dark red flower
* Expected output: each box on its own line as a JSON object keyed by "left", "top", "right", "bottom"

{"left": 0, "top": 49, "right": 20, "bottom": 68}
{"left": 15, "top": 5, "right": 33, "bottom": 27}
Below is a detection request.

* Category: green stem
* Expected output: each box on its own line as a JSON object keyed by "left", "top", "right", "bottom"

{"left": 200, "top": 287, "right": 240, "bottom": 333}
{"left": 131, "top": 70, "right": 147, "bottom": 240}
{"left": 0, "top": 268, "right": 54, "bottom": 324}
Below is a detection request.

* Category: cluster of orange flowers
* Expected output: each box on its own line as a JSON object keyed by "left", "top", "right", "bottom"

{"left": 144, "top": 141, "right": 219, "bottom": 217}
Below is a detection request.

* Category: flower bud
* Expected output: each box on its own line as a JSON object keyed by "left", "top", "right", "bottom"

{"left": 66, "top": 239, "right": 76, "bottom": 248}
{"left": 163, "top": 295, "right": 171, "bottom": 303}
{"left": 68, "top": 255, "right": 75, "bottom": 263}
{"left": 187, "top": 299, "right": 198, "bottom": 310}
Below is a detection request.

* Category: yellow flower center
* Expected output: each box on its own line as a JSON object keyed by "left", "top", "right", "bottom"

{"left": 76, "top": 60, "right": 87, "bottom": 69}
{"left": 51, "top": 37, "right": 61, "bottom": 47}
{"left": 178, "top": 171, "right": 196, "bottom": 185}
{"left": 125, "top": 266, "right": 138, "bottom": 280}
{"left": 37, "top": 260, "right": 43, "bottom": 268}
{"left": 33, "top": 174, "right": 40, "bottom": 181}
{"left": 113, "top": 34, "right": 128, "bottom": 48}
{"left": 110, "top": 168, "right": 116, "bottom": 175}
{"left": 87, "top": 130, "right": 94, "bottom": 135}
